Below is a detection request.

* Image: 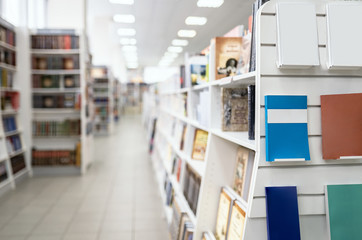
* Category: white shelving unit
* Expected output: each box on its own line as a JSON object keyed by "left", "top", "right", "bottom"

{"left": 92, "top": 66, "right": 114, "bottom": 136}
{"left": 145, "top": 1, "right": 362, "bottom": 239}
{"left": 0, "top": 17, "right": 31, "bottom": 192}
{"left": 30, "top": 29, "right": 93, "bottom": 175}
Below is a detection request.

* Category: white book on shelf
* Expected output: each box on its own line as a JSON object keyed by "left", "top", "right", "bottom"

{"left": 276, "top": 2, "right": 320, "bottom": 68}
{"left": 326, "top": 2, "right": 362, "bottom": 69}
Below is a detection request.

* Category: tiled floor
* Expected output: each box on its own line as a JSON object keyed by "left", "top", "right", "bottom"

{"left": 0, "top": 115, "right": 169, "bottom": 240}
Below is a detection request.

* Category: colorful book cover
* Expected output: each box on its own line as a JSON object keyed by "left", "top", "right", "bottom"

{"left": 232, "top": 147, "right": 249, "bottom": 197}
{"left": 191, "top": 129, "right": 208, "bottom": 161}
{"left": 321, "top": 93, "right": 362, "bottom": 160}
{"left": 265, "top": 95, "right": 310, "bottom": 162}
{"left": 265, "top": 186, "right": 301, "bottom": 240}
{"left": 215, "top": 188, "right": 233, "bottom": 240}
{"left": 226, "top": 201, "right": 246, "bottom": 240}
{"left": 325, "top": 184, "right": 362, "bottom": 240}
{"left": 215, "top": 37, "right": 243, "bottom": 79}
{"left": 222, "top": 88, "right": 248, "bottom": 131}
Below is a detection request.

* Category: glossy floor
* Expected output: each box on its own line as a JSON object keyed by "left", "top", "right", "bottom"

{"left": 0, "top": 115, "right": 169, "bottom": 240}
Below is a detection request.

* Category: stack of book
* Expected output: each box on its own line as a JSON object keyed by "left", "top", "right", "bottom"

{"left": 10, "top": 154, "right": 26, "bottom": 174}
{"left": 33, "top": 93, "right": 80, "bottom": 109}
{"left": 32, "top": 55, "right": 79, "bottom": 70}
{"left": 2, "top": 116, "right": 17, "bottom": 132}
{"left": 6, "top": 135, "right": 22, "bottom": 154}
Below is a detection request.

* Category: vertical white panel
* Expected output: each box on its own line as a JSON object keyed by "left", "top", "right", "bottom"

{"left": 326, "top": 3, "right": 362, "bottom": 69}
{"left": 276, "top": 2, "right": 320, "bottom": 68}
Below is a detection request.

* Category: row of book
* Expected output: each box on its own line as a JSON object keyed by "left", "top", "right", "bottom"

{"left": 0, "top": 68, "right": 13, "bottom": 87}
{"left": 1, "top": 91, "right": 19, "bottom": 111}
{"left": 169, "top": 196, "right": 194, "bottom": 240}
{"left": 32, "top": 75, "right": 80, "bottom": 88}
{"left": 32, "top": 56, "right": 80, "bottom": 70}
{"left": 33, "top": 94, "right": 81, "bottom": 109}
{"left": 171, "top": 156, "right": 182, "bottom": 183}
{"left": 221, "top": 85, "right": 255, "bottom": 140}
{"left": 0, "top": 48, "right": 16, "bottom": 66}
{"left": 10, "top": 154, "right": 26, "bottom": 174}
{"left": 164, "top": 173, "right": 174, "bottom": 207}
{"left": 2, "top": 116, "right": 17, "bottom": 133}
{"left": 94, "top": 88, "right": 108, "bottom": 94}
{"left": 32, "top": 119, "right": 81, "bottom": 137}
{"left": 6, "top": 135, "right": 22, "bottom": 154}
{"left": 31, "top": 35, "right": 79, "bottom": 49}
{"left": 32, "top": 149, "right": 77, "bottom": 166}
{"left": 0, "top": 26, "right": 15, "bottom": 46}
{"left": 0, "top": 162, "right": 7, "bottom": 182}
{"left": 94, "top": 97, "right": 109, "bottom": 104}
{"left": 183, "top": 165, "right": 201, "bottom": 215}
{"left": 94, "top": 78, "right": 108, "bottom": 84}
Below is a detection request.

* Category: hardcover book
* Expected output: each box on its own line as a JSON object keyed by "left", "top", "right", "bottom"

{"left": 222, "top": 88, "right": 248, "bottom": 131}
{"left": 226, "top": 201, "right": 246, "bottom": 240}
{"left": 191, "top": 129, "right": 208, "bottom": 161}
{"left": 247, "top": 85, "right": 255, "bottom": 140}
{"left": 215, "top": 37, "right": 243, "bottom": 79}
{"left": 215, "top": 188, "right": 233, "bottom": 240}
{"left": 321, "top": 93, "right": 362, "bottom": 160}
{"left": 325, "top": 184, "right": 362, "bottom": 240}
{"left": 232, "top": 147, "right": 249, "bottom": 197}
{"left": 265, "top": 95, "right": 310, "bottom": 162}
{"left": 265, "top": 186, "right": 301, "bottom": 240}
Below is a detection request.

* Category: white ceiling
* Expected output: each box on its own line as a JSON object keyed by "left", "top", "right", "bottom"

{"left": 88, "top": 0, "right": 255, "bottom": 68}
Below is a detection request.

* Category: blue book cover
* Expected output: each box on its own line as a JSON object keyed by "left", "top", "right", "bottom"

{"left": 265, "top": 95, "right": 310, "bottom": 162}
{"left": 265, "top": 186, "right": 301, "bottom": 240}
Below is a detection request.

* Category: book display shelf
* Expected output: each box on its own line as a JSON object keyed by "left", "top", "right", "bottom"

{"left": 113, "top": 80, "right": 121, "bottom": 122}
{"left": 145, "top": 1, "right": 362, "bottom": 239}
{"left": 31, "top": 29, "right": 93, "bottom": 175}
{"left": 0, "top": 17, "right": 30, "bottom": 191}
{"left": 92, "top": 66, "right": 114, "bottom": 135}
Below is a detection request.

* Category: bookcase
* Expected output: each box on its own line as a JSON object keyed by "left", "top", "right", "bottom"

{"left": 0, "top": 17, "right": 30, "bottom": 191}
{"left": 113, "top": 80, "right": 121, "bottom": 122}
{"left": 146, "top": 1, "right": 362, "bottom": 239}
{"left": 30, "top": 29, "right": 93, "bottom": 175}
{"left": 92, "top": 66, "right": 114, "bottom": 135}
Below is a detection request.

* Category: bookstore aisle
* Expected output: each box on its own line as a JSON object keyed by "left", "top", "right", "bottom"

{"left": 0, "top": 115, "right": 169, "bottom": 240}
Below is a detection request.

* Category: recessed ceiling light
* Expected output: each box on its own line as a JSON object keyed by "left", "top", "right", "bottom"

{"left": 117, "top": 28, "right": 136, "bottom": 36}
{"left": 120, "top": 38, "right": 137, "bottom": 45}
{"left": 113, "top": 14, "right": 135, "bottom": 23}
{"left": 164, "top": 52, "right": 178, "bottom": 58}
{"left": 125, "top": 55, "right": 138, "bottom": 61}
{"left": 172, "top": 39, "right": 189, "bottom": 46}
{"left": 127, "top": 63, "right": 139, "bottom": 69}
{"left": 109, "top": 0, "right": 134, "bottom": 5}
{"left": 122, "top": 45, "right": 137, "bottom": 52}
{"left": 185, "top": 16, "right": 207, "bottom": 25}
{"left": 167, "top": 46, "right": 183, "bottom": 53}
{"left": 197, "top": 0, "right": 223, "bottom": 8}
{"left": 177, "top": 30, "right": 196, "bottom": 38}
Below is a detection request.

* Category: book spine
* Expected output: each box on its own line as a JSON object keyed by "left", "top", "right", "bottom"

{"left": 248, "top": 85, "right": 255, "bottom": 140}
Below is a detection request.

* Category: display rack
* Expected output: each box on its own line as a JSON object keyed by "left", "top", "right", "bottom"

{"left": 145, "top": 1, "right": 362, "bottom": 239}
{"left": 113, "top": 80, "right": 121, "bottom": 122}
{"left": 30, "top": 29, "right": 93, "bottom": 175}
{"left": 92, "top": 66, "right": 113, "bottom": 135}
{"left": 0, "top": 17, "right": 30, "bottom": 192}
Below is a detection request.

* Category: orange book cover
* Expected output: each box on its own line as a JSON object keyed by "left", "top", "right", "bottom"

{"left": 321, "top": 93, "right": 362, "bottom": 159}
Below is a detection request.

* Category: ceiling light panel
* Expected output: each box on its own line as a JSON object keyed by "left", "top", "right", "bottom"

{"left": 113, "top": 14, "right": 135, "bottom": 23}
{"left": 172, "top": 39, "right": 188, "bottom": 46}
{"left": 122, "top": 45, "right": 137, "bottom": 52}
{"left": 117, "top": 28, "right": 136, "bottom": 36}
{"left": 164, "top": 52, "right": 178, "bottom": 58}
{"left": 167, "top": 46, "right": 183, "bottom": 53}
{"left": 197, "top": 0, "right": 224, "bottom": 8}
{"left": 120, "top": 38, "right": 137, "bottom": 45}
{"left": 109, "top": 0, "right": 134, "bottom": 5}
{"left": 177, "top": 30, "right": 197, "bottom": 38}
{"left": 185, "top": 16, "right": 207, "bottom": 25}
